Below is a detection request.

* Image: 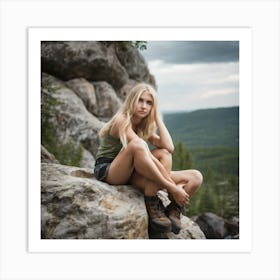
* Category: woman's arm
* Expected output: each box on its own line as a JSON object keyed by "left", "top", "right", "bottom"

{"left": 149, "top": 114, "right": 174, "bottom": 153}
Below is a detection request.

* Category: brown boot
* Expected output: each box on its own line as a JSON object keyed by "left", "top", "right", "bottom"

{"left": 144, "top": 195, "right": 171, "bottom": 233}
{"left": 165, "top": 201, "right": 184, "bottom": 234}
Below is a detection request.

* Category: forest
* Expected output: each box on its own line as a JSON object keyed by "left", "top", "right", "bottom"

{"left": 164, "top": 107, "right": 239, "bottom": 219}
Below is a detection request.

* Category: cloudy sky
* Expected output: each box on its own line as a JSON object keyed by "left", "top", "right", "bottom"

{"left": 141, "top": 41, "right": 239, "bottom": 112}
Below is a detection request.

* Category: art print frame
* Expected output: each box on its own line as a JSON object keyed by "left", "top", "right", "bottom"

{"left": 28, "top": 26, "right": 252, "bottom": 253}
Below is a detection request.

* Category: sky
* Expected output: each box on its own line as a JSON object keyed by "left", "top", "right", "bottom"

{"left": 141, "top": 41, "right": 239, "bottom": 112}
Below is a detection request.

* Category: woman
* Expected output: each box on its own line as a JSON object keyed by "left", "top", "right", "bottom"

{"left": 94, "top": 83, "right": 203, "bottom": 234}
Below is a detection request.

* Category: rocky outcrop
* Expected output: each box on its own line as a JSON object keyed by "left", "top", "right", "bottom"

{"left": 41, "top": 41, "right": 205, "bottom": 239}
{"left": 41, "top": 41, "right": 156, "bottom": 92}
{"left": 42, "top": 73, "right": 103, "bottom": 163}
{"left": 41, "top": 41, "right": 156, "bottom": 168}
{"left": 115, "top": 45, "right": 156, "bottom": 86}
{"left": 41, "top": 41, "right": 129, "bottom": 90}
{"left": 41, "top": 161, "right": 206, "bottom": 239}
{"left": 41, "top": 163, "right": 148, "bottom": 239}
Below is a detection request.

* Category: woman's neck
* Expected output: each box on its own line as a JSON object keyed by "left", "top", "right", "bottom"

{"left": 131, "top": 116, "right": 142, "bottom": 126}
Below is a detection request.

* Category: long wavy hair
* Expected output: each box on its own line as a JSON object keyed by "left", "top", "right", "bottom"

{"left": 99, "top": 83, "right": 158, "bottom": 148}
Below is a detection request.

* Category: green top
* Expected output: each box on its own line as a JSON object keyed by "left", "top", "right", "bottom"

{"left": 95, "top": 132, "right": 123, "bottom": 159}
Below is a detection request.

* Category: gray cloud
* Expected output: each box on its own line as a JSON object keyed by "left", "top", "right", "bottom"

{"left": 142, "top": 41, "right": 239, "bottom": 64}
{"left": 140, "top": 41, "right": 239, "bottom": 112}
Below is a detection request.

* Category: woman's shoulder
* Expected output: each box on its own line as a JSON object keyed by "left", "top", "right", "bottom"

{"left": 114, "top": 113, "right": 126, "bottom": 124}
{"left": 110, "top": 114, "right": 129, "bottom": 137}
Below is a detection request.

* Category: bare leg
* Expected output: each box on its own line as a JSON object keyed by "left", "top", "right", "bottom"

{"left": 129, "top": 172, "right": 160, "bottom": 196}
{"left": 171, "top": 169, "right": 203, "bottom": 198}
{"left": 129, "top": 148, "right": 174, "bottom": 196}
{"left": 106, "top": 139, "right": 171, "bottom": 186}
{"left": 152, "top": 148, "right": 203, "bottom": 198}
{"left": 149, "top": 148, "right": 203, "bottom": 234}
{"left": 151, "top": 148, "right": 172, "bottom": 173}
{"left": 126, "top": 147, "right": 175, "bottom": 233}
{"left": 141, "top": 148, "right": 203, "bottom": 201}
{"left": 105, "top": 139, "right": 189, "bottom": 205}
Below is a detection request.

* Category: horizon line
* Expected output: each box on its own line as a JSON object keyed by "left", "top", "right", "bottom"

{"left": 162, "top": 105, "right": 239, "bottom": 114}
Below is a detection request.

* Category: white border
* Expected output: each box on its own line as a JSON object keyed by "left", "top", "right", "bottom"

{"left": 28, "top": 27, "right": 252, "bottom": 253}
{"left": 1, "top": 1, "right": 279, "bottom": 279}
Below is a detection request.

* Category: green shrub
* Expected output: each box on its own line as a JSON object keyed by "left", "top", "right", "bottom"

{"left": 41, "top": 77, "right": 83, "bottom": 167}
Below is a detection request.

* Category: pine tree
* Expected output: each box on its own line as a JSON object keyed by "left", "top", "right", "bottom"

{"left": 172, "top": 141, "right": 193, "bottom": 170}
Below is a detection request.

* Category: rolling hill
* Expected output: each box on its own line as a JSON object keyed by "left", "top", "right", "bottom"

{"left": 163, "top": 106, "right": 239, "bottom": 148}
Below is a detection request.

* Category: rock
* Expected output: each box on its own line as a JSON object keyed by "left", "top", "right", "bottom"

{"left": 117, "top": 79, "right": 139, "bottom": 101}
{"left": 148, "top": 214, "right": 205, "bottom": 239}
{"left": 116, "top": 44, "right": 156, "bottom": 87}
{"left": 41, "top": 163, "right": 148, "bottom": 239}
{"left": 41, "top": 42, "right": 157, "bottom": 163}
{"left": 80, "top": 147, "right": 95, "bottom": 169}
{"left": 92, "top": 81, "right": 122, "bottom": 120}
{"left": 194, "top": 212, "right": 228, "bottom": 239}
{"left": 41, "top": 144, "right": 94, "bottom": 169}
{"left": 66, "top": 78, "right": 98, "bottom": 116}
{"left": 41, "top": 41, "right": 129, "bottom": 90}
{"left": 42, "top": 73, "right": 104, "bottom": 157}
{"left": 39, "top": 42, "right": 206, "bottom": 240}
{"left": 39, "top": 41, "right": 210, "bottom": 240}
{"left": 166, "top": 216, "right": 206, "bottom": 239}
{"left": 41, "top": 163, "right": 205, "bottom": 239}
{"left": 225, "top": 216, "right": 239, "bottom": 239}
{"left": 41, "top": 145, "right": 59, "bottom": 164}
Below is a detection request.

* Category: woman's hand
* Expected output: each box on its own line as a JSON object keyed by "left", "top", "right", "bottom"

{"left": 154, "top": 106, "right": 162, "bottom": 125}
{"left": 171, "top": 186, "right": 190, "bottom": 207}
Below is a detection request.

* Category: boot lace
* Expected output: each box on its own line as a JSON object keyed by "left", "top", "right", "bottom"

{"left": 169, "top": 202, "right": 183, "bottom": 218}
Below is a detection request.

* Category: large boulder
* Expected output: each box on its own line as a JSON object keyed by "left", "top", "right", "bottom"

{"left": 117, "top": 79, "right": 139, "bottom": 101}
{"left": 41, "top": 163, "right": 149, "bottom": 239}
{"left": 41, "top": 162, "right": 205, "bottom": 239}
{"left": 194, "top": 212, "right": 228, "bottom": 239}
{"left": 41, "top": 73, "right": 103, "bottom": 160}
{"left": 92, "top": 81, "right": 121, "bottom": 121}
{"left": 41, "top": 41, "right": 129, "bottom": 90}
{"left": 66, "top": 78, "right": 98, "bottom": 116}
{"left": 116, "top": 44, "right": 156, "bottom": 87}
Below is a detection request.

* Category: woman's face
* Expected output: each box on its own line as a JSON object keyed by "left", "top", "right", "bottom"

{"left": 134, "top": 91, "right": 153, "bottom": 119}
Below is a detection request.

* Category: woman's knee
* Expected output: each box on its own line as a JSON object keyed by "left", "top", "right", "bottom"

{"left": 127, "top": 138, "right": 147, "bottom": 154}
{"left": 191, "top": 170, "right": 203, "bottom": 186}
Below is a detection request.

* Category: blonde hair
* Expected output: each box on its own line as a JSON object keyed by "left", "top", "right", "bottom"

{"left": 99, "top": 83, "right": 158, "bottom": 148}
